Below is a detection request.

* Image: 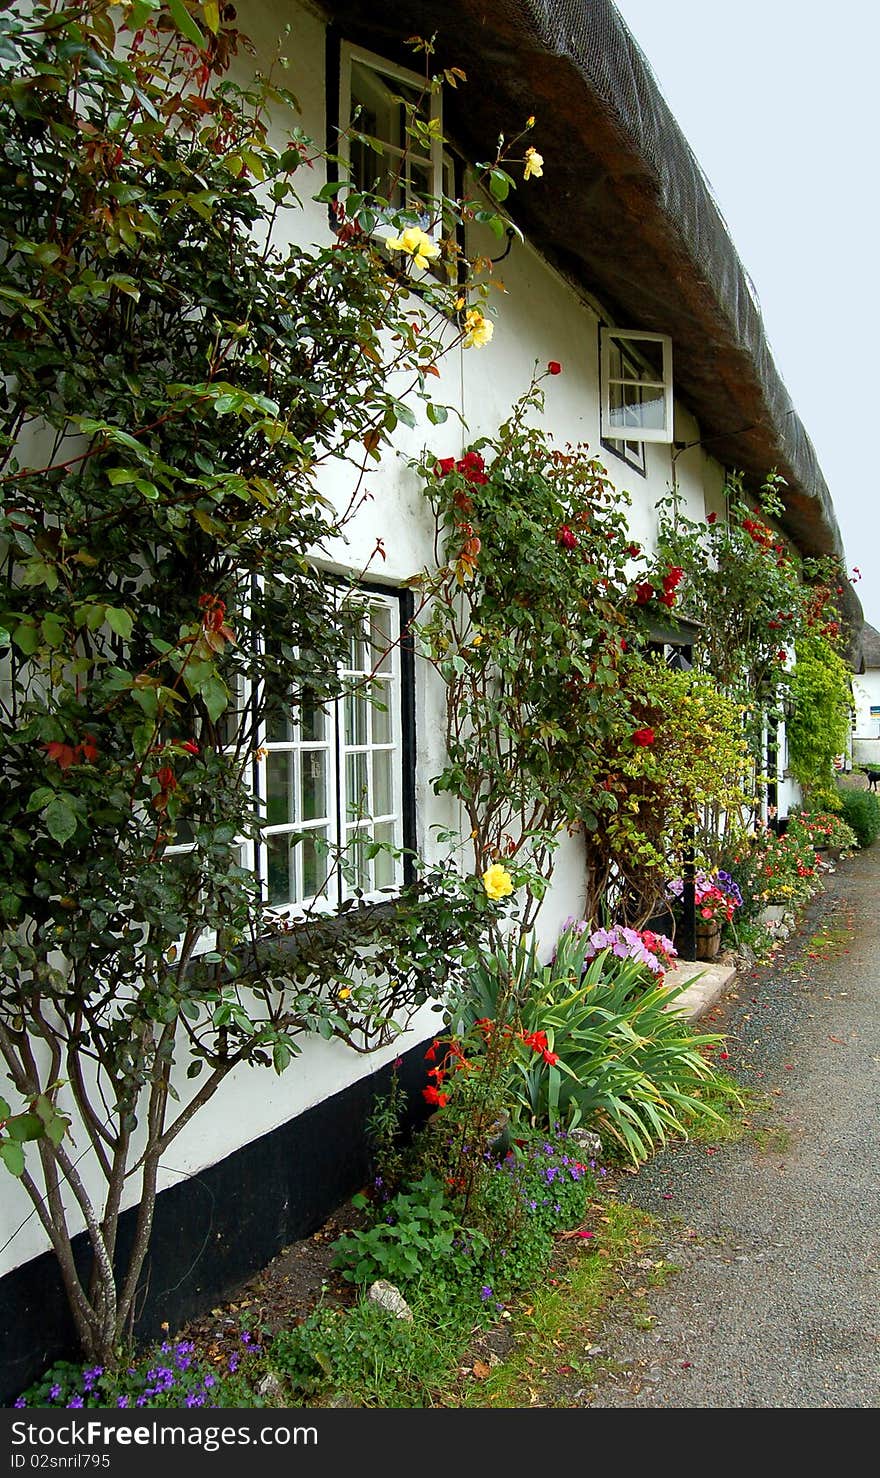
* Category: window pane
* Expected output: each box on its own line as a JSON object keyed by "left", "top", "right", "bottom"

{"left": 345, "top": 826, "right": 371, "bottom": 893}
{"left": 266, "top": 752, "right": 295, "bottom": 827}
{"left": 373, "top": 820, "right": 396, "bottom": 889}
{"left": 346, "top": 751, "right": 369, "bottom": 820}
{"left": 265, "top": 709, "right": 292, "bottom": 744}
{"left": 608, "top": 381, "right": 666, "bottom": 432}
{"left": 370, "top": 606, "right": 393, "bottom": 671}
{"left": 371, "top": 682, "right": 392, "bottom": 743}
{"left": 300, "top": 700, "right": 325, "bottom": 743}
{"left": 372, "top": 749, "right": 392, "bottom": 817}
{"left": 345, "top": 691, "right": 369, "bottom": 745}
{"left": 302, "top": 828, "right": 328, "bottom": 900}
{"left": 267, "top": 833, "right": 296, "bottom": 906}
{"left": 301, "top": 749, "right": 327, "bottom": 822}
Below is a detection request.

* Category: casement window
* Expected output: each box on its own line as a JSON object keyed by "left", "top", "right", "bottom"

{"left": 165, "top": 587, "right": 414, "bottom": 928}
{"left": 257, "top": 588, "right": 413, "bottom": 914}
{"left": 337, "top": 41, "right": 445, "bottom": 236}
{"left": 600, "top": 328, "right": 674, "bottom": 447}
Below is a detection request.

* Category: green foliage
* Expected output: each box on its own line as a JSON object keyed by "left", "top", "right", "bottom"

{"left": 787, "top": 635, "right": 854, "bottom": 806}
{"left": 413, "top": 382, "right": 651, "bottom": 922}
{"left": 583, "top": 655, "right": 753, "bottom": 923}
{"left": 653, "top": 472, "right": 848, "bottom": 760}
{"left": 0, "top": 0, "right": 514, "bottom": 1364}
{"left": 331, "top": 1173, "right": 486, "bottom": 1286}
{"left": 834, "top": 786, "right": 880, "bottom": 848}
{"left": 445, "top": 928, "right": 729, "bottom": 1164}
{"left": 268, "top": 1295, "right": 474, "bottom": 1408}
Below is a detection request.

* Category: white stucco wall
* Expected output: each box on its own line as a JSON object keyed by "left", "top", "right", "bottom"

{"left": 0, "top": 0, "right": 747, "bottom": 1276}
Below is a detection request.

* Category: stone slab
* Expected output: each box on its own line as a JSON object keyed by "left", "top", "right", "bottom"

{"left": 661, "top": 958, "right": 738, "bottom": 1022}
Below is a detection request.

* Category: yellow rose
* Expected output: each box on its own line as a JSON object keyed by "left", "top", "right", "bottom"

{"left": 463, "top": 308, "right": 494, "bottom": 349}
{"left": 523, "top": 146, "right": 544, "bottom": 180}
{"left": 482, "top": 862, "right": 514, "bottom": 901}
{"left": 385, "top": 226, "right": 440, "bottom": 271}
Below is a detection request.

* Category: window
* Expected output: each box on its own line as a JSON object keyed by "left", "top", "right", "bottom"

{"left": 257, "top": 588, "right": 412, "bottom": 914}
{"left": 338, "top": 42, "right": 444, "bottom": 237}
{"left": 600, "top": 328, "right": 674, "bottom": 446}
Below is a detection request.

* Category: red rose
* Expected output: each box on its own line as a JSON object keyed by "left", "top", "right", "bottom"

{"left": 635, "top": 582, "right": 654, "bottom": 605}
{"left": 435, "top": 457, "right": 456, "bottom": 477}
{"left": 658, "top": 591, "right": 676, "bottom": 607}
{"left": 547, "top": 361, "right": 562, "bottom": 375}
{"left": 663, "top": 567, "right": 684, "bottom": 590}
{"left": 632, "top": 727, "right": 655, "bottom": 746}
{"left": 556, "top": 524, "right": 578, "bottom": 550}
{"left": 456, "top": 450, "right": 489, "bottom": 485}
{"left": 706, "top": 511, "right": 717, "bottom": 524}
{"left": 627, "top": 543, "right": 641, "bottom": 558}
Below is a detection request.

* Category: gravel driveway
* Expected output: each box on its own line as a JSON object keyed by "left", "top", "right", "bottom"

{"left": 580, "top": 846, "right": 880, "bottom": 1409}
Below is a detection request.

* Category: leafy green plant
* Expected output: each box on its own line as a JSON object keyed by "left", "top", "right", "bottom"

{"left": 0, "top": 0, "right": 520, "bottom": 1365}
{"left": 834, "top": 786, "right": 880, "bottom": 848}
{"left": 446, "top": 928, "right": 729, "bottom": 1164}
{"left": 787, "top": 634, "right": 854, "bottom": 807}
{"left": 331, "top": 1173, "right": 488, "bottom": 1286}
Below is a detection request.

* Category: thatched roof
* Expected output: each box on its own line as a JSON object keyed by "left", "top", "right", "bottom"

{"left": 857, "top": 623, "right": 880, "bottom": 673}
{"left": 325, "top": 0, "right": 864, "bottom": 663}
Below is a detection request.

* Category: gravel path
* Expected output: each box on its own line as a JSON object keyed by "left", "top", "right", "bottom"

{"left": 580, "top": 846, "right": 880, "bottom": 1409}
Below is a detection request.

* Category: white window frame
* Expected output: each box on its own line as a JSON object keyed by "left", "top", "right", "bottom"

{"left": 255, "top": 587, "right": 408, "bottom": 920}
{"left": 600, "top": 327, "right": 674, "bottom": 444}
{"left": 338, "top": 40, "right": 444, "bottom": 240}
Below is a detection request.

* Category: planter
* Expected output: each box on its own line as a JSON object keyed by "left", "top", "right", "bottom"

{"left": 694, "top": 918, "right": 722, "bottom": 960}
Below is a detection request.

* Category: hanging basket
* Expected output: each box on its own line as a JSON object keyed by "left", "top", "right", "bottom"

{"left": 694, "top": 918, "right": 722, "bottom": 960}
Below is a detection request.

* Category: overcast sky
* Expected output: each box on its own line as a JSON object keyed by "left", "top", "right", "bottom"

{"left": 612, "top": 0, "right": 880, "bottom": 635}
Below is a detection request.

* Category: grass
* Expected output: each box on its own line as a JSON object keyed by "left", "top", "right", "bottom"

{"left": 448, "top": 1201, "right": 672, "bottom": 1408}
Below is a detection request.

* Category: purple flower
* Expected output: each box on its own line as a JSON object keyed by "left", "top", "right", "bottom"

{"left": 14, "top": 1397, "right": 26, "bottom": 1408}
{"left": 480, "top": 1285, "right": 493, "bottom": 1301}
{"left": 83, "top": 1366, "right": 103, "bottom": 1390}
{"left": 186, "top": 1392, "right": 204, "bottom": 1408}
{"left": 203, "top": 1374, "right": 216, "bottom": 1388}
{"left": 116, "top": 1396, "right": 129, "bottom": 1408}
{"left": 67, "top": 1396, "right": 84, "bottom": 1409}
{"left": 227, "top": 1353, "right": 240, "bottom": 1374}
{"left": 49, "top": 1384, "right": 62, "bottom": 1401}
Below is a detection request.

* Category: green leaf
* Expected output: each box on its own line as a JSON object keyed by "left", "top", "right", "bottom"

{"left": 0, "top": 1142, "right": 25, "bottom": 1177}
{"left": 489, "top": 169, "right": 511, "bottom": 201}
{"left": 167, "top": 0, "right": 205, "bottom": 48}
{"left": 105, "top": 606, "right": 133, "bottom": 640}
{"left": 426, "top": 402, "right": 448, "bottom": 425}
{"left": 201, "top": 675, "right": 229, "bottom": 722}
{"left": 4, "top": 1113, "right": 44, "bottom": 1142}
{"left": 44, "top": 797, "right": 78, "bottom": 845}
{"left": 0, "top": 1099, "right": 9, "bottom": 1120}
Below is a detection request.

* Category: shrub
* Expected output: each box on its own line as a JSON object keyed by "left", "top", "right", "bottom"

{"left": 835, "top": 787, "right": 880, "bottom": 848}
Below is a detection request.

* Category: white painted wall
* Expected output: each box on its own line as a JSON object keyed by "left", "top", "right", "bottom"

{"left": 0, "top": 0, "right": 752, "bottom": 1275}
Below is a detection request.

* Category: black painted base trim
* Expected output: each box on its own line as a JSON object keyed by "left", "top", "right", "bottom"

{"left": 0, "top": 1040, "right": 433, "bottom": 1405}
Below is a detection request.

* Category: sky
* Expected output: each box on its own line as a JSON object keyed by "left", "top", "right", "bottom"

{"left": 612, "top": 0, "right": 880, "bottom": 635}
